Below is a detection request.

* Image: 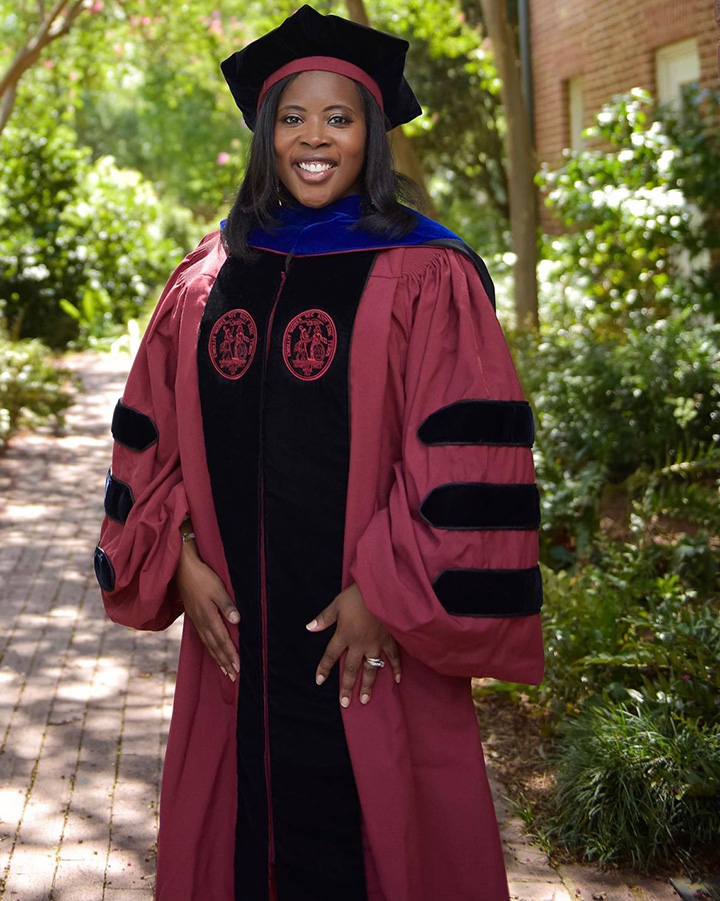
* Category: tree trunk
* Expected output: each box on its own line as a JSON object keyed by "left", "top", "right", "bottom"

{"left": 344, "top": 0, "right": 438, "bottom": 219}
{"left": 478, "top": 0, "right": 539, "bottom": 329}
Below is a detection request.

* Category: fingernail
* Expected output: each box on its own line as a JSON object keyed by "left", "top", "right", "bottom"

{"left": 228, "top": 672, "right": 236, "bottom": 683}
{"left": 395, "top": 673, "right": 402, "bottom": 683}
{"left": 229, "top": 612, "right": 239, "bottom": 623}
{"left": 340, "top": 696, "right": 350, "bottom": 708}
{"left": 360, "top": 693, "right": 370, "bottom": 705}
{"left": 220, "top": 666, "right": 228, "bottom": 677}
{"left": 306, "top": 619, "right": 317, "bottom": 630}
{"left": 232, "top": 662, "right": 240, "bottom": 673}
{"left": 316, "top": 674, "right": 325, "bottom": 685}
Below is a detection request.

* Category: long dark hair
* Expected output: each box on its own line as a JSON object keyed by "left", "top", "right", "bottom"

{"left": 222, "top": 73, "right": 424, "bottom": 260}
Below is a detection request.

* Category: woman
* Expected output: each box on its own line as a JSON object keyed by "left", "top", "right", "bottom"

{"left": 95, "top": 6, "right": 544, "bottom": 900}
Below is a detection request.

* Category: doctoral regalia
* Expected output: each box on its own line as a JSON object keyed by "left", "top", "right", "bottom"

{"left": 95, "top": 193, "right": 544, "bottom": 900}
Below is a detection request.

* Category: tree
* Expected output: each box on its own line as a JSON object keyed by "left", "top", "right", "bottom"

{"left": 344, "top": 0, "right": 438, "bottom": 218}
{"left": 0, "top": 0, "right": 93, "bottom": 136}
{"left": 466, "top": 0, "right": 539, "bottom": 328}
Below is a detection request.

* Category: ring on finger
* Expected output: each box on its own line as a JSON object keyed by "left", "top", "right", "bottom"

{"left": 364, "top": 655, "right": 385, "bottom": 668}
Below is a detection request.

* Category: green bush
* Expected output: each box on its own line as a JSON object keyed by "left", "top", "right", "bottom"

{"left": 517, "top": 313, "right": 720, "bottom": 551}
{"left": 538, "top": 544, "right": 720, "bottom": 724}
{"left": 0, "top": 332, "right": 75, "bottom": 448}
{"left": 537, "top": 87, "right": 719, "bottom": 329}
{"left": 519, "top": 88, "right": 720, "bottom": 553}
{"left": 0, "top": 119, "right": 198, "bottom": 348}
{"left": 546, "top": 704, "right": 720, "bottom": 870}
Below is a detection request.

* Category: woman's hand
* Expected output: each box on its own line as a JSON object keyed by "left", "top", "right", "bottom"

{"left": 175, "top": 539, "right": 240, "bottom": 681}
{"left": 306, "top": 582, "right": 401, "bottom": 707}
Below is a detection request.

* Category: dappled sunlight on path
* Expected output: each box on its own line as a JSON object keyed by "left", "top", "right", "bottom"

{"left": 0, "top": 353, "right": 181, "bottom": 899}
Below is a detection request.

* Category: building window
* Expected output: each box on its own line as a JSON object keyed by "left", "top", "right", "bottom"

{"left": 655, "top": 38, "right": 700, "bottom": 107}
{"left": 568, "top": 75, "right": 585, "bottom": 151}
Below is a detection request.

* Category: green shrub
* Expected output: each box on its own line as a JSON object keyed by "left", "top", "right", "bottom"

{"left": 520, "top": 88, "right": 720, "bottom": 552}
{"left": 538, "top": 542, "right": 720, "bottom": 723}
{"left": 546, "top": 703, "right": 720, "bottom": 870}
{"left": 0, "top": 332, "right": 75, "bottom": 448}
{"left": 0, "top": 119, "right": 198, "bottom": 348}
{"left": 517, "top": 314, "right": 720, "bottom": 552}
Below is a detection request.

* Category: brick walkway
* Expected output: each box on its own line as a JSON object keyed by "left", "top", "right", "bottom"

{"left": 0, "top": 352, "right": 680, "bottom": 900}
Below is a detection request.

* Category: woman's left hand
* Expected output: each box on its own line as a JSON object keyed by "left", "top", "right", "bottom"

{"left": 307, "top": 582, "right": 402, "bottom": 707}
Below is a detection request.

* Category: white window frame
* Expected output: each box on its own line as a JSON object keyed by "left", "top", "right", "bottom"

{"left": 655, "top": 38, "right": 700, "bottom": 107}
{"left": 568, "top": 75, "right": 585, "bottom": 151}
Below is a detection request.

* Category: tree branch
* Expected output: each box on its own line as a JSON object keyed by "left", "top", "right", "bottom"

{"left": 0, "top": 0, "right": 89, "bottom": 136}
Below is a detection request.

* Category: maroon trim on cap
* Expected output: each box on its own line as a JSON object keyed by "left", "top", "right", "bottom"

{"left": 258, "top": 55, "right": 384, "bottom": 112}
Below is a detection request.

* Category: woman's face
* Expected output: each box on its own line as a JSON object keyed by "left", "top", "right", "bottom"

{"left": 274, "top": 70, "right": 367, "bottom": 208}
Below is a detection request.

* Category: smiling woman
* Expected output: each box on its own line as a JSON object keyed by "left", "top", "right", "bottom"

{"left": 274, "top": 71, "right": 367, "bottom": 208}
{"left": 94, "top": 5, "right": 545, "bottom": 901}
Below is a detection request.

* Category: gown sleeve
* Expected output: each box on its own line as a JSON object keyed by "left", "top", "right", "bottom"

{"left": 349, "top": 248, "right": 544, "bottom": 684}
{"left": 94, "top": 237, "right": 214, "bottom": 631}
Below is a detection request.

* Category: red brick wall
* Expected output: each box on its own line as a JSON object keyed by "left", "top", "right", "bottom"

{"left": 530, "top": 0, "right": 720, "bottom": 170}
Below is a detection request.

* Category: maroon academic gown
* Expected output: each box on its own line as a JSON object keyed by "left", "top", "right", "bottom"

{"left": 96, "top": 228, "right": 544, "bottom": 901}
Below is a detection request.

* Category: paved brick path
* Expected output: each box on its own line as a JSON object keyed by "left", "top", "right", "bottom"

{"left": 0, "top": 352, "right": 680, "bottom": 900}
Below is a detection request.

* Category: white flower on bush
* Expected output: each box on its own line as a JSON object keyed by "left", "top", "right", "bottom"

{"left": 22, "top": 263, "right": 51, "bottom": 281}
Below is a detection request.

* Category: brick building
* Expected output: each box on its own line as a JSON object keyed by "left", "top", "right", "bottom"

{"left": 529, "top": 0, "right": 720, "bottom": 168}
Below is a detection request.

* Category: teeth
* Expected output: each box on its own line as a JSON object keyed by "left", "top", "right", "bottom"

{"left": 298, "top": 162, "right": 333, "bottom": 172}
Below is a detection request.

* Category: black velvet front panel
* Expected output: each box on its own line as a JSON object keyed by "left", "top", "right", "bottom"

{"left": 420, "top": 482, "right": 541, "bottom": 530}
{"left": 197, "top": 251, "right": 374, "bottom": 900}
{"left": 417, "top": 399, "right": 534, "bottom": 447}
{"left": 111, "top": 399, "right": 159, "bottom": 452}
{"left": 198, "top": 254, "right": 283, "bottom": 901}
{"left": 433, "top": 566, "right": 543, "bottom": 616}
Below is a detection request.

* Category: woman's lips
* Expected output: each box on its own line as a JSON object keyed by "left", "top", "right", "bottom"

{"left": 293, "top": 162, "right": 337, "bottom": 183}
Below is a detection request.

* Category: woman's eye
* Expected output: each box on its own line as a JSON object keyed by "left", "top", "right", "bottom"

{"left": 329, "top": 115, "right": 350, "bottom": 125}
{"left": 281, "top": 115, "right": 302, "bottom": 125}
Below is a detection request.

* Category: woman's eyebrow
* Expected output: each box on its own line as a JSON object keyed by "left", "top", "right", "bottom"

{"left": 279, "top": 103, "right": 357, "bottom": 113}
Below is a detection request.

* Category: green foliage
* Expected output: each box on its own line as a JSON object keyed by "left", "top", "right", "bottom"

{"left": 546, "top": 704, "right": 720, "bottom": 870}
{"left": 538, "top": 543, "right": 720, "bottom": 722}
{"left": 518, "top": 89, "right": 720, "bottom": 552}
{"left": 537, "top": 88, "right": 720, "bottom": 329}
{"left": 0, "top": 114, "right": 198, "bottom": 348}
{"left": 0, "top": 331, "right": 75, "bottom": 448}
{"left": 517, "top": 313, "right": 720, "bottom": 550}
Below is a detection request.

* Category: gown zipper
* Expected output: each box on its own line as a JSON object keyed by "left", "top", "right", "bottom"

{"left": 258, "top": 253, "right": 292, "bottom": 897}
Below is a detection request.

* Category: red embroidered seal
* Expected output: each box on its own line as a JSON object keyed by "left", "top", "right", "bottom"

{"left": 208, "top": 309, "right": 257, "bottom": 380}
{"left": 282, "top": 309, "right": 337, "bottom": 381}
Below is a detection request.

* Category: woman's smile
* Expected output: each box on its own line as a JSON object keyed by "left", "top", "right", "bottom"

{"left": 293, "top": 156, "right": 338, "bottom": 182}
{"left": 274, "top": 70, "right": 366, "bottom": 208}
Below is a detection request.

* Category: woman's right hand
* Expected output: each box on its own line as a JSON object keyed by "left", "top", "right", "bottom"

{"left": 175, "top": 539, "right": 240, "bottom": 681}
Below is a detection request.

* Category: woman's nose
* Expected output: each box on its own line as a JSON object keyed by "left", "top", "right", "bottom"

{"left": 301, "top": 120, "right": 330, "bottom": 146}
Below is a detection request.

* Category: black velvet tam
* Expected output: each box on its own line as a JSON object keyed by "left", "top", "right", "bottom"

{"left": 221, "top": 5, "right": 422, "bottom": 131}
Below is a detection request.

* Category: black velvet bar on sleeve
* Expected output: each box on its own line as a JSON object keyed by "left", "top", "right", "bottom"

{"left": 104, "top": 470, "right": 135, "bottom": 524}
{"left": 417, "top": 399, "right": 534, "bottom": 447}
{"left": 93, "top": 544, "right": 116, "bottom": 591}
{"left": 432, "top": 566, "right": 543, "bottom": 617}
{"left": 420, "top": 482, "right": 541, "bottom": 531}
{"left": 111, "top": 399, "right": 159, "bottom": 452}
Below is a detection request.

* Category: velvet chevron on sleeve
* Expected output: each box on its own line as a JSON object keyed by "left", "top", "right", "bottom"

{"left": 348, "top": 247, "right": 544, "bottom": 683}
